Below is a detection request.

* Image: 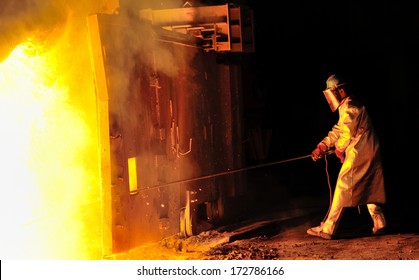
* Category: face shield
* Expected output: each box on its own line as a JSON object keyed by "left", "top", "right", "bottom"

{"left": 323, "top": 73, "right": 347, "bottom": 112}
{"left": 323, "top": 87, "right": 342, "bottom": 112}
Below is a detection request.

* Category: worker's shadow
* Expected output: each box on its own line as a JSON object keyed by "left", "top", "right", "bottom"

{"left": 220, "top": 205, "right": 418, "bottom": 242}
{"left": 332, "top": 207, "right": 419, "bottom": 240}
{"left": 226, "top": 209, "right": 326, "bottom": 242}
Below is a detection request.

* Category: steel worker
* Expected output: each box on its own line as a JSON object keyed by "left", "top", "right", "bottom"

{"left": 308, "top": 73, "right": 387, "bottom": 240}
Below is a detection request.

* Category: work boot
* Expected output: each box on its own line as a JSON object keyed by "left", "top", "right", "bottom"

{"left": 367, "top": 204, "right": 387, "bottom": 235}
{"left": 306, "top": 224, "right": 334, "bottom": 240}
{"left": 371, "top": 213, "right": 387, "bottom": 235}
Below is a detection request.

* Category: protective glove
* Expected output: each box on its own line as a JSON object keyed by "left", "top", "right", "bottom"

{"left": 311, "top": 143, "right": 328, "bottom": 161}
{"left": 335, "top": 149, "right": 345, "bottom": 163}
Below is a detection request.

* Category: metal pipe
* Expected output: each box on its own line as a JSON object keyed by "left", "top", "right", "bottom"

{"left": 140, "top": 153, "right": 320, "bottom": 191}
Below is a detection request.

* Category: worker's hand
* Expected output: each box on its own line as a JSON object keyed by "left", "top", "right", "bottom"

{"left": 311, "top": 143, "right": 328, "bottom": 161}
{"left": 335, "top": 149, "right": 345, "bottom": 163}
{"left": 311, "top": 148, "right": 322, "bottom": 161}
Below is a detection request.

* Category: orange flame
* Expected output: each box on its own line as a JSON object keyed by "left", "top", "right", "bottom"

{"left": 0, "top": 23, "right": 101, "bottom": 259}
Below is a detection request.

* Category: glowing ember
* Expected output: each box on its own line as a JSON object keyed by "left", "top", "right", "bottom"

{"left": 0, "top": 30, "right": 101, "bottom": 259}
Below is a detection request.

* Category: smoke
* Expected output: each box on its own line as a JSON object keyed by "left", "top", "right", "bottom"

{"left": 112, "top": 0, "right": 200, "bottom": 79}
{"left": 1, "top": 0, "right": 63, "bottom": 61}
{"left": 98, "top": 0, "right": 207, "bottom": 128}
{"left": 120, "top": 0, "right": 187, "bottom": 10}
{"left": 0, "top": 0, "right": 210, "bottom": 98}
{"left": 0, "top": 0, "right": 121, "bottom": 62}
{"left": 0, "top": 0, "right": 205, "bottom": 113}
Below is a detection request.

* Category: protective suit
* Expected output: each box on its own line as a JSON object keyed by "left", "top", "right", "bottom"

{"left": 308, "top": 74, "right": 387, "bottom": 240}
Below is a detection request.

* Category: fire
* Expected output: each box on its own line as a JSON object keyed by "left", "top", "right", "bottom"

{"left": 0, "top": 26, "right": 101, "bottom": 258}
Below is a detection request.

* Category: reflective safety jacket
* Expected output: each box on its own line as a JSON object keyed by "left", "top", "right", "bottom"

{"left": 319, "top": 95, "right": 386, "bottom": 207}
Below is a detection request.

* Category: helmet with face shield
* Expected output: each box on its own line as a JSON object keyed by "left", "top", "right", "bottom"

{"left": 323, "top": 74, "right": 347, "bottom": 112}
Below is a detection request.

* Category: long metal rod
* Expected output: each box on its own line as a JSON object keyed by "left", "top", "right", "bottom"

{"left": 140, "top": 153, "right": 313, "bottom": 191}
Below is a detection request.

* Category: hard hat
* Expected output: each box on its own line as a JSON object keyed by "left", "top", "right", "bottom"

{"left": 326, "top": 74, "right": 346, "bottom": 89}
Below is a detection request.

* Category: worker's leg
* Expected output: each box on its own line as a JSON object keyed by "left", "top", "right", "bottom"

{"left": 367, "top": 204, "right": 386, "bottom": 234}
{"left": 322, "top": 205, "right": 344, "bottom": 235}
{"left": 307, "top": 204, "right": 344, "bottom": 239}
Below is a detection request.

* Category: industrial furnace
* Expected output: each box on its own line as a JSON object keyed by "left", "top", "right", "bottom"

{"left": 87, "top": 3, "right": 255, "bottom": 254}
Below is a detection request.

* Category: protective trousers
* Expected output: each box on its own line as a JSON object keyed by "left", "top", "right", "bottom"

{"left": 322, "top": 204, "right": 386, "bottom": 235}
